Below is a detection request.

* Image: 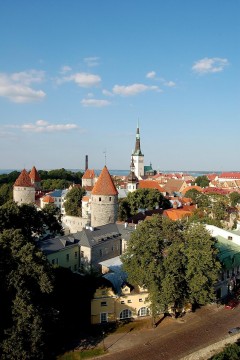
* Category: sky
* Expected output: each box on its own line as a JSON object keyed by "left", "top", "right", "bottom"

{"left": 0, "top": 0, "right": 239, "bottom": 172}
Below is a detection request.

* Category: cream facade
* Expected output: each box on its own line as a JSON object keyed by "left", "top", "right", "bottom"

{"left": 91, "top": 284, "right": 150, "bottom": 324}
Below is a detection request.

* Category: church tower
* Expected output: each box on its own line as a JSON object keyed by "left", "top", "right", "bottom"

{"left": 127, "top": 155, "right": 139, "bottom": 192}
{"left": 132, "top": 123, "right": 144, "bottom": 178}
{"left": 91, "top": 166, "right": 118, "bottom": 227}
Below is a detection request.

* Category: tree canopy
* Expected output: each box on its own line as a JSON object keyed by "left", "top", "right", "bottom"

{"left": 229, "top": 191, "right": 240, "bottom": 207}
{"left": 194, "top": 175, "right": 210, "bottom": 188}
{"left": 118, "top": 188, "right": 171, "bottom": 221}
{"left": 122, "top": 216, "right": 220, "bottom": 317}
{"left": 64, "top": 186, "right": 86, "bottom": 217}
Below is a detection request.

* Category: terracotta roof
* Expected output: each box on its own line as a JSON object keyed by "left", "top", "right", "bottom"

{"left": 42, "top": 195, "right": 54, "bottom": 203}
{"left": 163, "top": 179, "right": 186, "bottom": 193}
{"left": 202, "top": 187, "right": 230, "bottom": 195}
{"left": 82, "top": 169, "right": 95, "bottom": 179}
{"left": 14, "top": 169, "right": 33, "bottom": 187}
{"left": 29, "top": 166, "right": 41, "bottom": 182}
{"left": 181, "top": 185, "right": 203, "bottom": 195}
{"left": 219, "top": 172, "right": 240, "bottom": 179}
{"left": 82, "top": 196, "right": 90, "bottom": 202}
{"left": 163, "top": 209, "right": 191, "bottom": 221}
{"left": 138, "top": 180, "right": 165, "bottom": 192}
{"left": 91, "top": 166, "right": 118, "bottom": 196}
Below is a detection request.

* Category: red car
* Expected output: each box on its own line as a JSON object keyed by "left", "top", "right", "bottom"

{"left": 225, "top": 299, "right": 238, "bottom": 310}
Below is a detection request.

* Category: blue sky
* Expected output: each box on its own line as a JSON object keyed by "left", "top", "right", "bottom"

{"left": 0, "top": 0, "right": 239, "bottom": 172}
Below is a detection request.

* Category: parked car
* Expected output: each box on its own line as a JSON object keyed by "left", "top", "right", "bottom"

{"left": 228, "top": 327, "right": 240, "bottom": 334}
{"left": 225, "top": 299, "right": 238, "bottom": 310}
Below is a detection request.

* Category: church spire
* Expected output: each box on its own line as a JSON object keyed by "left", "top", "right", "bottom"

{"left": 133, "top": 121, "right": 143, "bottom": 156}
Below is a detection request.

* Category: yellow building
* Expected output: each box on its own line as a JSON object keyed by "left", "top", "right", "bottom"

{"left": 91, "top": 278, "right": 150, "bottom": 324}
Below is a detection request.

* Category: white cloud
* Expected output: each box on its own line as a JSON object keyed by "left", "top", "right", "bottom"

{"left": 59, "top": 72, "right": 101, "bottom": 87}
{"left": 192, "top": 57, "right": 229, "bottom": 74}
{"left": 60, "top": 65, "right": 72, "bottom": 74}
{"left": 164, "top": 81, "right": 176, "bottom": 87}
{"left": 112, "top": 83, "right": 160, "bottom": 96}
{"left": 6, "top": 120, "right": 79, "bottom": 133}
{"left": 81, "top": 98, "right": 111, "bottom": 107}
{"left": 84, "top": 57, "right": 100, "bottom": 67}
{"left": 102, "top": 89, "right": 114, "bottom": 97}
{"left": 146, "top": 71, "right": 156, "bottom": 79}
{"left": 0, "top": 71, "right": 46, "bottom": 103}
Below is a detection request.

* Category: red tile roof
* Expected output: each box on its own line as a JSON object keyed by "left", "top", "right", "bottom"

{"left": 138, "top": 180, "right": 165, "bottom": 192}
{"left": 29, "top": 166, "right": 41, "bottom": 182}
{"left": 163, "top": 209, "right": 192, "bottom": 221}
{"left": 82, "top": 169, "right": 95, "bottom": 179}
{"left": 181, "top": 185, "right": 203, "bottom": 195}
{"left": 91, "top": 166, "right": 118, "bottom": 196}
{"left": 42, "top": 195, "right": 54, "bottom": 203}
{"left": 14, "top": 169, "right": 33, "bottom": 187}
{"left": 219, "top": 172, "right": 240, "bottom": 179}
{"left": 82, "top": 196, "right": 90, "bottom": 202}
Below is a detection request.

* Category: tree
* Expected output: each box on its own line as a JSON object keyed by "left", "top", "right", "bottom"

{"left": 194, "top": 175, "right": 210, "bottom": 188}
{"left": 229, "top": 192, "right": 240, "bottom": 207}
{"left": 0, "top": 183, "right": 13, "bottom": 206}
{"left": 0, "top": 229, "right": 54, "bottom": 359}
{"left": 64, "top": 187, "right": 86, "bottom": 217}
{"left": 118, "top": 198, "right": 131, "bottom": 221}
{"left": 122, "top": 216, "right": 220, "bottom": 318}
{"left": 0, "top": 201, "right": 63, "bottom": 240}
{"left": 126, "top": 188, "right": 170, "bottom": 216}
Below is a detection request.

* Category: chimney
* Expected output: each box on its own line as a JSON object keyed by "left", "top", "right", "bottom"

{"left": 85, "top": 155, "right": 88, "bottom": 171}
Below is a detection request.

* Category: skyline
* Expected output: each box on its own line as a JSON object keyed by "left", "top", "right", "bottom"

{"left": 0, "top": 1, "right": 239, "bottom": 171}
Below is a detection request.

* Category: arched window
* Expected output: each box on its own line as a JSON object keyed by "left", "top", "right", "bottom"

{"left": 138, "top": 307, "right": 149, "bottom": 317}
{"left": 119, "top": 309, "right": 132, "bottom": 320}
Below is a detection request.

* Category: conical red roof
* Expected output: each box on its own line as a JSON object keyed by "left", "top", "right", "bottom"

{"left": 82, "top": 169, "right": 95, "bottom": 179}
{"left": 14, "top": 169, "right": 33, "bottom": 187}
{"left": 29, "top": 166, "right": 41, "bottom": 182}
{"left": 91, "top": 166, "right": 118, "bottom": 195}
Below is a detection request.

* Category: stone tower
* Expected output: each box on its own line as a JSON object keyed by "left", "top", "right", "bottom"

{"left": 29, "top": 166, "right": 41, "bottom": 190}
{"left": 13, "top": 169, "right": 35, "bottom": 205}
{"left": 132, "top": 123, "right": 144, "bottom": 179}
{"left": 91, "top": 166, "right": 118, "bottom": 227}
{"left": 127, "top": 155, "right": 139, "bottom": 192}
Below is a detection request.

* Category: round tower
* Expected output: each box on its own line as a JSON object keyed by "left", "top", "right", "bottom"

{"left": 91, "top": 166, "right": 118, "bottom": 227}
{"left": 13, "top": 169, "right": 35, "bottom": 205}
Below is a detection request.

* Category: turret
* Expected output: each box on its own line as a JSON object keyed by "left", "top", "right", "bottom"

{"left": 13, "top": 169, "right": 35, "bottom": 205}
{"left": 91, "top": 166, "right": 118, "bottom": 227}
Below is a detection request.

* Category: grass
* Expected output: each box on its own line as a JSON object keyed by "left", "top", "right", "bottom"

{"left": 57, "top": 348, "right": 105, "bottom": 360}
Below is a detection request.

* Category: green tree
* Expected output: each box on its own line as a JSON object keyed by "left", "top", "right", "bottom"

{"left": 118, "top": 198, "right": 131, "bottom": 221}
{"left": 0, "top": 229, "right": 54, "bottom": 359}
{"left": 64, "top": 187, "right": 86, "bottom": 217}
{"left": 229, "top": 191, "right": 240, "bottom": 207}
{"left": 194, "top": 175, "right": 210, "bottom": 188}
{"left": 126, "top": 188, "right": 170, "bottom": 216}
{"left": 0, "top": 201, "right": 63, "bottom": 240}
{"left": 0, "top": 183, "right": 13, "bottom": 206}
{"left": 122, "top": 216, "right": 220, "bottom": 318}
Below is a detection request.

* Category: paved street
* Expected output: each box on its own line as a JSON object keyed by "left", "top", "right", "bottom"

{"left": 98, "top": 304, "right": 240, "bottom": 360}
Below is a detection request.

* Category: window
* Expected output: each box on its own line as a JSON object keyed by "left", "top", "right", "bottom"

{"left": 101, "top": 301, "right": 107, "bottom": 307}
{"left": 109, "top": 197, "right": 111, "bottom": 201}
{"left": 121, "top": 301, "right": 125, "bottom": 304}
{"left": 138, "top": 307, "right": 149, "bottom": 317}
{"left": 80, "top": 251, "right": 84, "bottom": 258}
{"left": 100, "top": 313, "right": 108, "bottom": 323}
{"left": 127, "top": 300, "right": 132, "bottom": 303}
{"left": 74, "top": 251, "right": 78, "bottom": 259}
{"left": 120, "top": 309, "right": 132, "bottom": 320}
{"left": 66, "top": 254, "right": 70, "bottom": 262}
{"left": 99, "top": 197, "right": 101, "bottom": 202}
{"left": 139, "top": 298, "right": 143, "bottom": 302}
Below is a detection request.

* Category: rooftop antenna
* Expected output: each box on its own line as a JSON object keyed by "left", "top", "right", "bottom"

{"left": 103, "top": 149, "right": 107, "bottom": 166}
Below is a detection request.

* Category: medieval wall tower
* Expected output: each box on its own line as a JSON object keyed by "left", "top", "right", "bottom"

{"left": 29, "top": 166, "right": 41, "bottom": 190}
{"left": 13, "top": 169, "right": 35, "bottom": 205}
{"left": 91, "top": 166, "right": 118, "bottom": 227}
{"left": 132, "top": 123, "right": 144, "bottom": 179}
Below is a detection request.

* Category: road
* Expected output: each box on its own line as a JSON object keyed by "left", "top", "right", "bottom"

{"left": 99, "top": 304, "right": 240, "bottom": 360}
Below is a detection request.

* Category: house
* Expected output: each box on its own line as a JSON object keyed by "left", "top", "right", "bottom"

{"left": 91, "top": 259, "right": 150, "bottom": 324}
{"left": 38, "top": 235, "right": 80, "bottom": 272}
{"left": 162, "top": 179, "right": 188, "bottom": 196}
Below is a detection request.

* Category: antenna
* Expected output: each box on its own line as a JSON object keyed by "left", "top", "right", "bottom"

{"left": 103, "top": 149, "right": 107, "bottom": 166}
